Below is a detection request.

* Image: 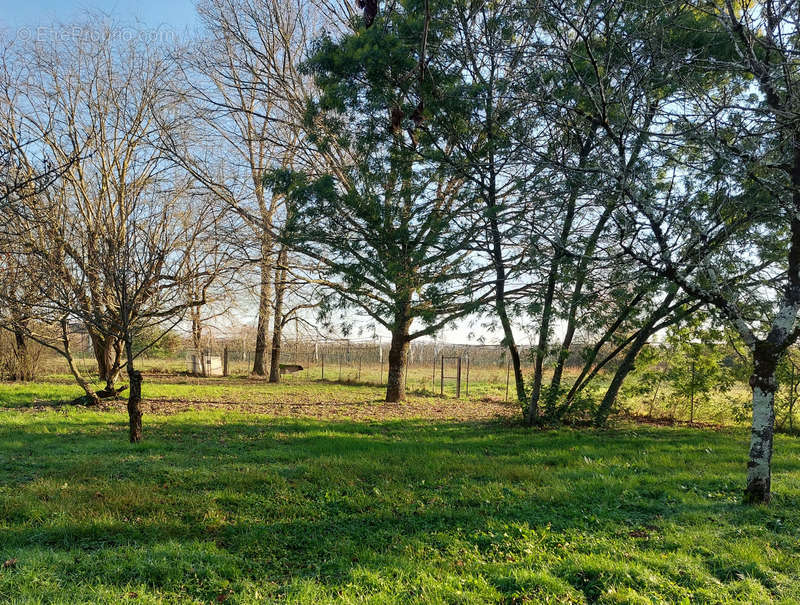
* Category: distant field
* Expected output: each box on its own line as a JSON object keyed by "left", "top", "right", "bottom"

{"left": 0, "top": 377, "right": 519, "bottom": 423}
{"left": 1, "top": 374, "right": 800, "bottom": 603}
{"left": 32, "top": 354, "right": 529, "bottom": 401}
{"left": 9, "top": 352, "right": 762, "bottom": 427}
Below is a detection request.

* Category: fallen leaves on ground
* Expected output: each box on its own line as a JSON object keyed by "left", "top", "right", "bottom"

{"left": 95, "top": 395, "right": 520, "bottom": 422}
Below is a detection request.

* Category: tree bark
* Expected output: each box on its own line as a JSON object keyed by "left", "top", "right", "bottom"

{"left": 252, "top": 250, "right": 273, "bottom": 376}
{"left": 125, "top": 337, "right": 143, "bottom": 443}
{"left": 128, "top": 368, "right": 143, "bottom": 443}
{"left": 593, "top": 290, "right": 677, "bottom": 426}
{"left": 744, "top": 343, "right": 779, "bottom": 504}
{"left": 88, "top": 329, "right": 121, "bottom": 390}
{"left": 12, "top": 325, "right": 32, "bottom": 381}
{"left": 61, "top": 320, "right": 100, "bottom": 406}
{"left": 386, "top": 314, "right": 412, "bottom": 402}
{"left": 269, "top": 246, "right": 288, "bottom": 383}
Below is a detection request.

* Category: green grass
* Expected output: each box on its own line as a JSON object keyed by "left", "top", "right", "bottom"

{"left": 0, "top": 371, "right": 522, "bottom": 412}
{"left": 33, "top": 353, "right": 539, "bottom": 401}
{"left": 2, "top": 392, "right": 800, "bottom": 603}
{"left": 0, "top": 379, "right": 386, "bottom": 408}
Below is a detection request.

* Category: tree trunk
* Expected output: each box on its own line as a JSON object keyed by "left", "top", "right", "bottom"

{"left": 61, "top": 320, "right": 100, "bottom": 406}
{"left": 128, "top": 368, "right": 143, "bottom": 443}
{"left": 547, "top": 208, "right": 613, "bottom": 417}
{"left": 744, "top": 344, "right": 779, "bottom": 504}
{"left": 526, "top": 290, "right": 555, "bottom": 425}
{"left": 66, "top": 358, "right": 100, "bottom": 406}
{"left": 12, "top": 325, "right": 32, "bottom": 381}
{"left": 525, "top": 205, "right": 577, "bottom": 425}
{"left": 88, "top": 329, "right": 121, "bottom": 391}
{"left": 268, "top": 246, "right": 288, "bottom": 383}
{"left": 525, "top": 139, "right": 592, "bottom": 425}
{"left": 503, "top": 329, "right": 526, "bottom": 404}
{"left": 386, "top": 316, "right": 411, "bottom": 403}
{"left": 487, "top": 199, "right": 525, "bottom": 403}
{"left": 89, "top": 329, "right": 109, "bottom": 379}
{"left": 482, "top": 93, "right": 526, "bottom": 405}
{"left": 125, "top": 337, "right": 143, "bottom": 443}
{"left": 593, "top": 289, "right": 677, "bottom": 426}
{"left": 593, "top": 334, "right": 651, "bottom": 426}
{"left": 252, "top": 251, "right": 273, "bottom": 376}
{"left": 191, "top": 313, "right": 207, "bottom": 377}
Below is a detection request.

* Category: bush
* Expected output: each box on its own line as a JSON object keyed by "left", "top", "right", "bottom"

{"left": 0, "top": 330, "right": 41, "bottom": 381}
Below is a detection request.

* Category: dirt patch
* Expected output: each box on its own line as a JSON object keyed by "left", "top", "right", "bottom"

{"left": 620, "top": 413, "right": 729, "bottom": 431}
{"left": 112, "top": 397, "right": 521, "bottom": 422}
{"left": 9, "top": 395, "right": 521, "bottom": 422}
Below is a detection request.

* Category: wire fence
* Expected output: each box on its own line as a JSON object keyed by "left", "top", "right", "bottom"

{"left": 9, "top": 333, "right": 800, "bottom": 430}
{"left": 59, "top": 337, "right": 595, "bottom": 400}
{"left": 616, "top": 344, "right": 800, "bottom": 430}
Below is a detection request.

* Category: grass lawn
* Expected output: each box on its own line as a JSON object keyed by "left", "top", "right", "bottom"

{"left": 1, "top": 380, "right": 800, "bottom": 603}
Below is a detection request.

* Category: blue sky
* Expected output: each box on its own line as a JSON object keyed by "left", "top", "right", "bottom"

{"left": 0, "top": 0, "right": 198, "bottom": 28}
{"left": 0, "top": 0, "right": 509, "bottom": 345}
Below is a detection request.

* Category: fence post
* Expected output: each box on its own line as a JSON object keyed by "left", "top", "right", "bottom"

{"left": 440, "top": 355, "right": 445, "bottom": 396}
{"left": 466, "top": 355, "right": 470, "bottom": 398}
{"left": 456, "top": 357, "right": 462, "bottom": 399}
{"left": 223, "top": 347, "right": 229, "bottom": 377}
{"left": 791, "top": 363, "right": 797, "bottom": 432}
{"left": 505, "top": 357, "right": 511, "bottom": 402}
{"left": 690, "top": 360, "right": 695, "bottom": 424}
{"left": 321, "top": 352, "right": 325, "bottom": 380}
{"left": 433, "top": 355, "right": 436, "bottom": 393}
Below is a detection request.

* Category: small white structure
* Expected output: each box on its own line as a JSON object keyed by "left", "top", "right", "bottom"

{"left": 186, "top": 352, "right": 223, "bottom": 376}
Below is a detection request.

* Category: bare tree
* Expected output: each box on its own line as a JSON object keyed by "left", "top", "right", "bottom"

{"left": 0, "top": 21, "right": 229, "bottom": 442}
{"left": 0, "top": 22, "right": 178, "bottom": 397}
{"left": 107, "top": 183, "right": 227, "bottom": 442}
{"left": 164, "top": 0, "right": 329, "bottom": 376}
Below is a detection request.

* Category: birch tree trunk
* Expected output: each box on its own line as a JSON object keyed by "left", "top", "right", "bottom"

{"left": 744, "top": 344, "right": 780, "bottom": 504}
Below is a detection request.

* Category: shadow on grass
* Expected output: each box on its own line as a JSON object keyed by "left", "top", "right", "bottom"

{"left": 1, "top": 414, "right": 799, "bottom": 602}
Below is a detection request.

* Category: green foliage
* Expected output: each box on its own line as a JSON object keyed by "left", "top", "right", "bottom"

{"left": 280, "top": 0, "right": 489, "bottom": 337}
{"left": 662, "top": 316, "right": 737, "bottom": 420}
{"left": 774, "top": 350, "right": 800, "bottom": 433}
{"left": 623, "top": 316, "right": 746, "bottom": 421}
{"left": 132, "top": 328, "right": 183, "bottom": 359}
